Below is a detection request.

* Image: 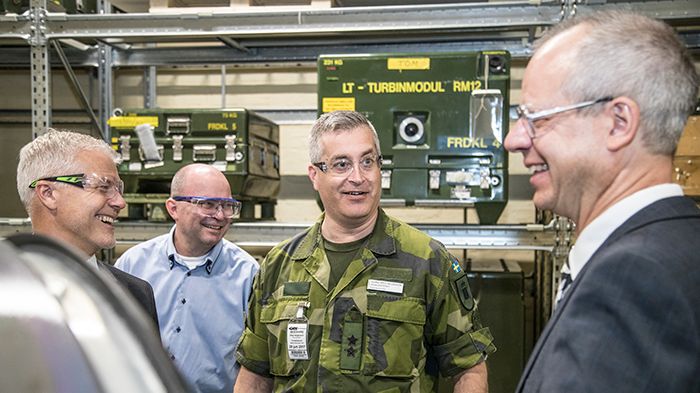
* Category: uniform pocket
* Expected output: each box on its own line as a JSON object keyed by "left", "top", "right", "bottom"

{"left": 363, "top": 294, "right": 426, "bottom": 377}
{"left": 260, "top": 297, "right": 308, "bottom": 376}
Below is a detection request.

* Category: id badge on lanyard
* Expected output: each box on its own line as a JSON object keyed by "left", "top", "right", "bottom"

{"left": 287, "top": 301, "right": 310, "bottom": 360}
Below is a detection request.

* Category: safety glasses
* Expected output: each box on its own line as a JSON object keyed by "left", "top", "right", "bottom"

{"left": 172, "top": 196, "right": 242, "bottom": 219}
{"left": 29, "top": 173, "right": 124, "bottom": 199}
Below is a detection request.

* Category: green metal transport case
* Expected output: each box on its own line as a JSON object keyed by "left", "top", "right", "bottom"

{"left": 1, "top": 0, "right": 96, "bottom": 14}
{"left": 437, "top": 259, "right": 527, "bottom": 393}
{"left": 108, "top": 108, "right": 280, "bottom": 221}
{"left": 318, "top": 52, "right": 510, "bottom": 223}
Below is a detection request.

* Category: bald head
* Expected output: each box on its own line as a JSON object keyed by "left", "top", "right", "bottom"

{"left": 171, "top": 164, "right": 232, "bottom": 198}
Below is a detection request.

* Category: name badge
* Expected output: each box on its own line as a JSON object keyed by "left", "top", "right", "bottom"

{"left": 367, "top": 279, "right": 404, "bottom": 294}
{"left": 287, "top": 302, "right": 310, "bottom": 360}
{"left": 287, "top": 322, "right": 309, "bottom": 360}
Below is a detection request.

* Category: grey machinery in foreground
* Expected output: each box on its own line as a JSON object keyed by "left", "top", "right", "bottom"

{"left": 0, "top": 233, "right": 190, "bottom": 393}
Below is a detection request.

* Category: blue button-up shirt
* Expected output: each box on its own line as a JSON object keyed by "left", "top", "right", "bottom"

{"left": 115, "top": 225, "right": 259, "bottom": 393}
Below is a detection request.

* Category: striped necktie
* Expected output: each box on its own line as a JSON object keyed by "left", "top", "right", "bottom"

{"left": 555, "top": 264, "right": 573, "bottom": 306}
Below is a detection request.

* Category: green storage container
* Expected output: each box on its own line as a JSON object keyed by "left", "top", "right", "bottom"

{"left": 437, "top": 259, "right": 526, "bottom": 393}
{"left": 108, "top": 108, "right": 280, "bottom": 221}
{"left": 318, "top": 52, "right": 510, "bottom": 223}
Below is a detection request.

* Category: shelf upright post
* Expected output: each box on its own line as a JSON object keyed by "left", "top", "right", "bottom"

{"left": 144, "top": 66, "right": 157, "bottom": 109}
{"left": 550, "top": 216, "right": 574, "bottom": 315}
{"left": 29, "top": 0, "right": 50, "bottom": 138}
{"left": 560, "top": 0, "right": 580, "bottom": 21}
{"left": 97, "top": 0, "right": 113, "bottom": 142}
{"left": 143, "top": 43, "right": 157, "bottom": 109}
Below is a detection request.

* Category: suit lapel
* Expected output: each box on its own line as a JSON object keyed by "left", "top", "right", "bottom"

{"left": 100, "top": 262, "right": 118, "bottom": 279}
{"left": 516, "top": 196, "right": 699, "bottom": 392}
{"left": 516, "top": 283, "right": 570, "bottom": 391}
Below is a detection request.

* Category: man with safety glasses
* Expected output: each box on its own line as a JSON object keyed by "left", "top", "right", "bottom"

{"left": 505, "top": 11, "right": 700, "bottom": 393}
{"left": 116, "top": 163, "right": 258, "bottom": 393}
{"left": 235, "top": 111, "right": 495, "bottom": 393}
{"left": 16, "top": 129, "right": 160, "bottom": 330}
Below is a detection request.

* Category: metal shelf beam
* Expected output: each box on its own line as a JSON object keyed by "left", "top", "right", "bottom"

{"left": 2, "top": 1, "right": 698, "bottom": 44}
{"left": 1, "top": 0, "right": 698, "bottom": 139}
{"left": 111, "top": 39, "right": 536, "bottom": 65}
{"left": 0, "top": 218, "right": 558, "bottom": 252}
{"left": 3, "top": 3, "right": 560, "bottom": 40}
{"left": 2, "top": 30, "right": 700, "bottom": 67}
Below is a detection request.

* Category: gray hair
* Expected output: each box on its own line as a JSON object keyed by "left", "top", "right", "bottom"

{"left": 16, "top": 129, "right": 120, "bottom": 215}
{"left": 308, "top": 111, "right": 382, "bottom": 163}
{"left": 535, "top": 10, "right": 698, "bottom": 155}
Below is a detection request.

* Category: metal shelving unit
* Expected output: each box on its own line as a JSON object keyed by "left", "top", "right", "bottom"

{"left": 1, "top": 0, "right": 699, "bottom": 135}
{"left": 0, "top": 216, "right": 567, "bottom": 252}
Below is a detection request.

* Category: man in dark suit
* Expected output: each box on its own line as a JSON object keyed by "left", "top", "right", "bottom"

{"left": 505, "top": 10, "right": 700, "bottom": 393}
{"left": 16, "top": 129, "right": 159, "bottom": 330}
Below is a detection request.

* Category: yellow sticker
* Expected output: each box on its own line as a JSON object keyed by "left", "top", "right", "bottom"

{"left": 387, "top": 58, "right": 430, "bottom": 71}
{"left": 322, "top": 97, "right": 356, "bottom": 112}
{"left": 107, "top": 116, "right": 159, "bottom": 128}
{"left": 208, "top": 122, "right": 229, "bottom": 131}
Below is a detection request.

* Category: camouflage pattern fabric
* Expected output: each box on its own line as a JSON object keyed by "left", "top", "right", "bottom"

{"left": 237, "top": 209, "right": 496, "bottom": 392}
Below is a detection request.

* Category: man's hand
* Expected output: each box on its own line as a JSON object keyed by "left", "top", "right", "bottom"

{"left": 453, "top": 361, "right": 488, "bottom": 393}
{"left": 233, "top": 366, "right": 273, "bottom": 393}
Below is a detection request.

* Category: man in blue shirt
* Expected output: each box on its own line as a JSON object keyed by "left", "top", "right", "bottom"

{"left": 116, "top": 163, "right": 259, "bottom": 393}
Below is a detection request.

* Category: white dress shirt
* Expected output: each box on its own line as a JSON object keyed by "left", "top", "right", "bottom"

{"left": 557, "top": 183, "right": 683, "bottom": 301}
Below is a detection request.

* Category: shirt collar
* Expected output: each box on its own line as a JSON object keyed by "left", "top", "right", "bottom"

{"left": 291, "top": 209, "right": 396, "bottom": 260}
{"left": 86, "top": 254, "right": 99, "bottom": 270}
{"left": 165, "top": 224, "right": 223, "bottom": 274}
{"left": 568, "top": 183, "right": 682, "bottom": 279}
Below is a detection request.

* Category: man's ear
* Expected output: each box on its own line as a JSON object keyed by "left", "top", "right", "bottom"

{"left": 165, "top": 198, "right": 178, "bottom": 220}
{"left": 606, "top": 96, "right": 640, "bottom": 152}
{"left": 34, "top": 182, "right": 59, "bottom": 210}
{"left": 308, "top": 164, "right": 320, "bottom": 191}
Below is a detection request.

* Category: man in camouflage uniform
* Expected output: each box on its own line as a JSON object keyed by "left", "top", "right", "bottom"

{"left": 235, "top": 111, "right": 495, "bottom": 393}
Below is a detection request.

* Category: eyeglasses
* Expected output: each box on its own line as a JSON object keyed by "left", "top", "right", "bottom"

{"left": 172, "top": 196, "right": 242, "bottom": 219}
{"left": 29, "top": 173, "right": 124, "bottom": 199}
{"left": 313, "top": 154, "right": 382, "bottom": 178}
{"left": 516, "top": 96, "right": 613, "bottom": 139}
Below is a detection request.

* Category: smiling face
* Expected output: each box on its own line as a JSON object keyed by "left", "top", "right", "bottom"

{"left": 50, "top": 150, "right": 126, "bottom": 257}
{"left": 166, "top": 165, "right": 233, "bottom": 257}
{"left": 308, "top": 125, "right": 382, "bottom": 232}
{"left": 504, "top": 24, "right": 609, "bottom": 221}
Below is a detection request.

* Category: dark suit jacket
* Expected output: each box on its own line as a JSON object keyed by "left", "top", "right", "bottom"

{"left": 102, "top": 262, "right": 160, "bottom": 333}
{"left": 518, "top": 196, "right": 700, "bottom": 393}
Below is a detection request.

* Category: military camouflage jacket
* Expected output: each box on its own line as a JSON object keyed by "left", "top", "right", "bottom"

{"left": 236, "top": 210, "right": 495, "bottom": 392}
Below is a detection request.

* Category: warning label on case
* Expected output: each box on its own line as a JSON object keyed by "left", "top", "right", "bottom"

{"left": 322, "top": 97, "right": 356, "bottom": 112}
{"left": 387, "top": 57, "right": 431, "bottom": 71}
{"left": 108, "top": 116, "right": 160, "bottom": 128}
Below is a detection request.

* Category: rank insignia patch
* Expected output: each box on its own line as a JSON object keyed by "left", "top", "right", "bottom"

{"left": 455, "top": 275, "right": 474, "bottom": 311}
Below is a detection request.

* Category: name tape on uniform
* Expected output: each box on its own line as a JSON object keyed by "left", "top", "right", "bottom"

{"left": 367, "top": 279, "right": 404, "bottom": 294}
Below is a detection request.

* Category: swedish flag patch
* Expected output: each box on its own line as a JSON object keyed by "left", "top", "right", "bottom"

{"left": 451, "top": 259, "right": 462, "bottom": 273}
